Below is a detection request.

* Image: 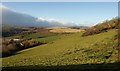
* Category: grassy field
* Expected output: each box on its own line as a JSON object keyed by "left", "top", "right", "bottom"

{"left": 2, "top": 29, "right": 119, "bottom": 70}
{"left": 47, "top": 27, "right": 84, "bottom": 33}
{"left": 22, "top": 33, "right": 62, "bottom": 43}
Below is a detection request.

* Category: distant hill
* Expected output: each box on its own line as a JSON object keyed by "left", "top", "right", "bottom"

{"left": 1, "top": 6, "right": 80, "bottom": 27}
{"left": 82, "top": 17, "right": 119, "bottom": 36}
{"left": 2, "top": 6, "right": 39, "bottom": 27}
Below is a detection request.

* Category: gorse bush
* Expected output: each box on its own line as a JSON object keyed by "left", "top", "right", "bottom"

{"left": 82, "top": 17, "right": 119, "bottom": 36}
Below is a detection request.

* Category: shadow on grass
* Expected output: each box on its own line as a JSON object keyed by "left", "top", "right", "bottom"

{"left": 2, "top": 62, "right": 120, "bottom": 71}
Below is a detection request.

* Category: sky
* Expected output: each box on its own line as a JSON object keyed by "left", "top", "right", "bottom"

{"left": 1, "top": 0, "right": 119, "bottom": 2}
{"left": 2, "top": 2, "right": 118, "bottom": 26}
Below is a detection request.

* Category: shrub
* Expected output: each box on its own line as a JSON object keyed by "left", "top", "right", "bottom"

{"left": 2, "top": 39, "right": 42, "bottom": 57}
{"left": 82, "top": 17, "right": 119, "bottom": 36}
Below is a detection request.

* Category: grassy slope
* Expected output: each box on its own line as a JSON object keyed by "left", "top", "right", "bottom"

{"left": 2, "top": 29, "right": 118, "bottom": 68}
{"left": 22, "top": 33, "right": 61, "bottom": 43}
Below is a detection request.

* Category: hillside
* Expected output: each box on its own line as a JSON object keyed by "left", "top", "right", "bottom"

{"left": 82, "top": 17, "right": 119, "bottom": 36}
{"left": 2, "top": 29, "right": 119, "bottom": 70}
{"left": 1, "top": 3, "right": 119, "bottom": 71}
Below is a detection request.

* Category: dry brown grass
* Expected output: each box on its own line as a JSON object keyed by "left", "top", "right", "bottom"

{"left": 82, "top": 17, "right": 119, "bottom": 36}
{"left": 47, "top": 27, "right": 85, "bottom": 33}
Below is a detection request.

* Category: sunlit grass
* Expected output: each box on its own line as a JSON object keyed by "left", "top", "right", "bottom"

{"left": 2, "top": 29, "right": 118, "bottom": 67}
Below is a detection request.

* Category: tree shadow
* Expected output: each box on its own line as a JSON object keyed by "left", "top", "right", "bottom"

{"left": 2, "top": 62, "right": 120, "bottom": 71}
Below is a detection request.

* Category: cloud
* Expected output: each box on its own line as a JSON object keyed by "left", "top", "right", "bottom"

{"left": 79, "top": 21, "right": 97, "bottom": 27}
{"left": 2, "top": 5, "right": 78, "bottom": 27}
{"left": 1, "top": 5, "right": 38, "bottom": 26}
{"left": 37, "top": 17, "right": 78, "bottom": 27}
{"left": 0, "top": 4, "right": 9, "bottom": 10}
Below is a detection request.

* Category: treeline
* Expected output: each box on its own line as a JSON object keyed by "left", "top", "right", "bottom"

{"left": 2, "top": 26, "right": 50, "bottom": 37}
{"left": 2, "top": 26, "right": 29, "bottom": 37}
{"left": 82, "top": 17, "right": 119, "bottom": 36}
{"left": 2, "top": 28, "right": 22, "bottom": 37}
{"left": 2, "top": 39, "right": 45, "bottom": 57}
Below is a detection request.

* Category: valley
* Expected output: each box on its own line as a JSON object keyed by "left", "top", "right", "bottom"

{"left": 1, "top": 2, "right": 119, "bottom": 70}
{"left": 2, "top": 27, "right": 119, "bottom": 70}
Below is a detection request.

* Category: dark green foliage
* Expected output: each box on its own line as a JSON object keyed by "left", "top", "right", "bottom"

{"left": 2, "top": 39, "right": 43, "bottom": 57}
